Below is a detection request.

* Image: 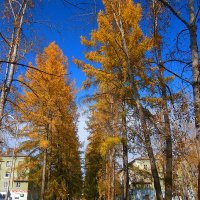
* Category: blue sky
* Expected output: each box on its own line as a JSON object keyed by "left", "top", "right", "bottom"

{"left": 31, "top": 1, "right": 99, "bottom": 91}
{"left": 26, "top": 1, "right": 103, "bottom": 149}
{"left": 23, "top": 0, "right": 197, "bottom": 150}
{"left": 3, "top": 0, "right": 197, "bottom": 151}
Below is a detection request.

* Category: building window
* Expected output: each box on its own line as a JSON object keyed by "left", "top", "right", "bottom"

{"left": 18, "top": 161, "right": 23, "bottom": 167}
{"left": 4, "top": 182, "right": 8, "bottom": 189}
{"left": 5, "top": 172, "right": 10, "bottom": 178}
{"left": 16, "top": 182, "right": 20, "bottom": 188}
{"left": 144, "top": 164, "right": 148, "bottom": 170}
{"left": 144, "top": 184, "right": 150, "bottom": 188}
{"left": 6, "top": 161, "right": 12, "bottom": 167}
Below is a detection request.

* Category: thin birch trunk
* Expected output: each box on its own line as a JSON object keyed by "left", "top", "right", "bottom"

{"left": 107, "top": 149, "right": 112, "bottom": 200}
{"left": 111, "top": 148, "right": 115, "bottom": 200}
{"left": 188, "top": 1, "right": 200, "bottom": 198}
{"left": 122, "top": 143, "right": 129, "bottom": 200}
{"left": 41, "top": 149, "right": 47, "bottom": 200}
{"left": 106, "top": 160, "right": 110, "bottom": 200}
{"left": 135, "top": 91, "right": 163, "bottom": 200}
{"left": 157, "top": 58, "right": 172, "bottom": 200}
{"left": 156, "top": 31, "right": 173, "bottom": 200}
{"left": 0, "top": 1, "right": 28, "bottom": 123}
{"left": 109, "top": 2, "right": 163, "bottom": 198}
{"left": 156, "top": 0, "right": 200, "bottom": 197}
{"left": 122, "top": 102, "right": 129, "bottom": 200}
{"left": 151, "top": 0, "right": 173, "bottom": 198}
{"left": 160, "top": 80, "right": 173, "bottom": 200}
{"left": 41, "top": 112, "right": 52, "bottom": 200}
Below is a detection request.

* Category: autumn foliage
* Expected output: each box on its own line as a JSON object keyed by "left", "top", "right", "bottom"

{"left": 16, "top": 42, "right": 82, "bottom": 199}
{"left": 75, "top": 0, "right": 198, "bottom": 199}
{"left": 1, "top": 0, "right": 199, "bottom": 200}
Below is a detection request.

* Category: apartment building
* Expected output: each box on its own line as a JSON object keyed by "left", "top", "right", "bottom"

{"left": 0, "top": 149, "right": 28, "bottom": 200}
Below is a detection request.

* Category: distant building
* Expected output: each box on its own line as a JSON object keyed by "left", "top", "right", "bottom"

{"left": 128, "top": 157, "right": 164, "bottom": 200}
{"left": 0, "top": 148, "right": 28, "bottom": 200}
{"left": 119, "top": 157, "right": 196, "bottom": 200}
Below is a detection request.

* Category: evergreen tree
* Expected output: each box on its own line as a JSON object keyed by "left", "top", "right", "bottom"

{"left": 84, "top": 127, "right": 103, "bottom": 200}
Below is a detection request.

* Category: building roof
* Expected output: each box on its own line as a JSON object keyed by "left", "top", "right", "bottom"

{"left": 129, "top": 155, "right": 162, "bottom": 165}
{"left": 128, "top": 156, "right": 150, "bottom": 166}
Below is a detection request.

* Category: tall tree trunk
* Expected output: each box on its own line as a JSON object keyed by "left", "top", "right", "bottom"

{"left": 106, "top": 161, "right": 110, "bottom": 200}
{"left": 110, "top": 4, "right": 163, "bottom": 199}
{"left": 41, "top": 114, "right": 52, "bottom": 200}
{"left": 135, "top": 93, "right": 163, "bottom": 200}
{"left": 122, "top": 102, "right": 129, "bottom": 200}
{"left": 106, "top": 148, "right": 116, "bottom": 200}
{"left": 156, "top": 0, "right": 200, "bottom": 197}
{"left": 157, "top": 52, "right": 173, "bottom": 200}
{"left": 188, "top": 1, "right": 200, "bottom": 198}
{"left": 106, "top": 150, "right": 111, "bottom": 200}
{"left": 151, "top": 0, "right": 173, "bottom": 197}
{"left": 122, "top": 142, "right": 129, "bottom": 200}
{"left": 0, "top": 1, "right": 28, "bottom": 123}
{"left": 161, "top": 81, "right": 173, "bottom": 200}
{"left": 109, "top": 1, "right": 163, "bottom": 198}
{"left": 41, "top": 149, "right": 47, "bottom": 200}
{"left": 107, "top": 149, "right": 112, "bottom": 200}
{"left": 111, "top": 149, "right": 115, "bottom": 200}
{"left": 157, "top": 34, "right": 173, "bottom": 200}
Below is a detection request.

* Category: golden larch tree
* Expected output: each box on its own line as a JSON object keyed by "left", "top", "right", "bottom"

{"left": 16, "top": 42, "right": 82, "bottom": 200}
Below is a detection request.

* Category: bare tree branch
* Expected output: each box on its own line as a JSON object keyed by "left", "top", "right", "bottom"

{"left": 0, "top": 32, "right": 10, "bottom": 47}
{"left": 146, "top": 61, "right": 192, "bottom": 84}
{"left": 194, "top": 6, "right": 200, "bottom": 22}
{"left": 158, "top": 63, "right": 192, "bottom": 85}
{"left": 157, "top": 0, "right": 189, "bottom": 28}
{"left": 176, "top": 29, "right": 190, "bottom": 53}
{"left": 8, "top": 0, "right": 16, "bottom": 19}
{"left": 181, "top": 62, "right": 192, "bottom": 78}
{"left": 163, "top": 59, "right": 191, "bottom": 65}
{"left": 0, "top": 61, "right": 69, "bottom": 77}
{"left": 62, "top": 0, "right": 87, "bottom": 10}
{"left": 7, "top": 98, "right": 26, "bottom": 115}
{"left": 12, "top": 79, "right": 39, "bottom": 98}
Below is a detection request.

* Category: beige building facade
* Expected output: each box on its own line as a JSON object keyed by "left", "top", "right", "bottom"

{"left": 0, "top": 149, "right": 28, "bottom": 200}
